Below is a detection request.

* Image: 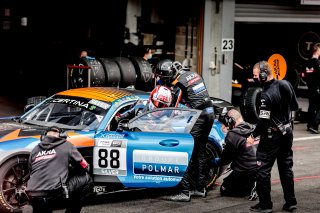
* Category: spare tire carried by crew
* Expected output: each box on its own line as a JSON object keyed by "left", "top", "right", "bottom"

{"left": 70, "top": 58, "right": 106, "bottom": 88}
{"left": 99, "top": 58, "right": 121, "bottom": 87}
{"left": 113, "top": 57, "right": 137, "bottom": 88}
{"left": 241, "top": 86, "right": 262, "bottom": 124}
{"left": 129, "top": 56, "right": 153, "bottom": 91}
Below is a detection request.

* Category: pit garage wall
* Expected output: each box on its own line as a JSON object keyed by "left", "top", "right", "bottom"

{"left": 202, "top": 0, "right": 235, "bottom": 102}
{"left": 202, "top": 0, "right": 320, "bottom": 103}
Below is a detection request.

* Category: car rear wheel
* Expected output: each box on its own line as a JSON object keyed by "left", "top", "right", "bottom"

{"left": 0, "top": 156, "right": 30, "bottom": 213}
{"left": 204, "top": 142, "right": 221, "bottom": 190}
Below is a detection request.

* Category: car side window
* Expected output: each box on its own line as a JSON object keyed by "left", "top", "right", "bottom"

{"left": 108, "top": 104, "right": 136, "bottom": 131}
{"left": 129, "top": 108, "right": 200, "bottom": 133}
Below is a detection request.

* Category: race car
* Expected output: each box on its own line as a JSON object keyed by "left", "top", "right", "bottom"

{"left": 0, "top": 87, "right": 232, "bottom": 212}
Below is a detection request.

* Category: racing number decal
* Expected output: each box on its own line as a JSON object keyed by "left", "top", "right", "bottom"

{"left": 93, "top": 146, "right": 127, "bottom": 176}
{"left": 98, "top": 149, "right": 120, "bottom": 168}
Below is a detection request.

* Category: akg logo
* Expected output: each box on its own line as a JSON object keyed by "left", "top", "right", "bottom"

{"left": 298, "top": 31, "right": 320, "bottom": 60}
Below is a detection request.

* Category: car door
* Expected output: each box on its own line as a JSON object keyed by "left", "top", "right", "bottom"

{"left": 93, "top": 107, "right": 201, "bottom": 188}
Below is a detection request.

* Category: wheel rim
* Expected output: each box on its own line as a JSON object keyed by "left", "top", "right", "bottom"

{"left": 1, "top": 160, "right": 29, "bottom": 209}
{"left": 204, "top": 143, "right": 220, "bottom": 189}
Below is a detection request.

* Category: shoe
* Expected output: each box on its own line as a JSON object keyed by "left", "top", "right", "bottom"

{"left": 282, "top": 204, "right": 297, "bottom": 212}
{"left": 308, "top": 127, "right": 319, "bottom": 134}
{"left": 190, "top": 188, "right": 207, "bottom": 197}
{"left": 250, "top": 204, "right": 272, "bottom": 213}
{"left": 163, "top": 191, "right": 191, "bottom": 202}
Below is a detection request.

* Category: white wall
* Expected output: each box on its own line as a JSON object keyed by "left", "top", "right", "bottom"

{"left": 202, "top": 0, "right": 235, "bottom": 102}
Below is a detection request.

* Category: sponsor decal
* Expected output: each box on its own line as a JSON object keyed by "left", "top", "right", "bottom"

{"left": 133, "top": 175, "right": 181, "bottom": 182}
{"left": 133, "top": 150, "right": 188, "bottom": 177}
{"left": 93, "top": 186, "right": 106, "bottom": 194}
{"left": 186, "top": 73, "right": 198, "bottom": 81}
{"left": 192, "top": 82, "right": 206, "bottom": 94}
{"left": 297, "top": 31, "right": 320, "bottom": 60}
{"left": 188, "top": 76, "right": 201, "bottom": 85}
{"left": 99, "top": 133, "right": 125, "bottom": 139}
{"left": 96, "top": 138, "right": 127, "bottom": 147}
{"left": 268, "top": 54, "right": 287, "bottom": 80}
{"left": 259, "top": 110, "right": 271, "bottom": 119}
{"left": 99, "top": 169, "right": 119, "bottom": 175}
{"left": 111, "top": 140, "right": 123, "bottom": 147}
{"left": 113, "top": 96, "right": 139, "bottom": 107}
{"left": 35, "top": 149, "right": 56, "bottom": 162}
{"left": 89, "top": 99, "right": 110, "bottom": 110}
{"left": 96, "top": 139, "right": 112, "bottom": 147}
{"left": 51, "top": 98, "right": 89, "bottom": 109}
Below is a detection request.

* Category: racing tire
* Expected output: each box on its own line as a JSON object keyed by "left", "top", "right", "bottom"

{"left": 113, "top": 57, "right": 137, "bottom": 88}
{"left": 0, "top": 156, "right": 30, "bottom": 213}
{"left": 204, "top": 142, "right": 221, "bottom": 190}
{"left": 24, "top": 96, "right": 47, "bottom": 113}
{"left": 284, "top": 63, "right": 300, "bottom": 89}
{"left": 129, "top": 56, "right": 153, "bottom": 92}
{"left": 69, "top": 58, "right": 106, "bottom": 88}
{"left": 241, "top": 87, "right": 262, "bottom": 124}
{"left": 26, "top": 96, "right": 47, "bottom": 105}
{"left": 99, "top": 58, "right": 121, "bottom": 87}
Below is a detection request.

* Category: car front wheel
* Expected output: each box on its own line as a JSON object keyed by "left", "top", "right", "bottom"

{"left": 0, "top": 156, "right": 30, "bottom": 213}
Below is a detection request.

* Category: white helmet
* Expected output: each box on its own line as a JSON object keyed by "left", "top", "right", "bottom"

{"left": 148, "top": 85, "right": 172, "bottom": 110}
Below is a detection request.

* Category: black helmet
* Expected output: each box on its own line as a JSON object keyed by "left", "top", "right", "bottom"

{"left": 171, "top": 61, "right": 184, "bottom": 79}
{"left": 155, "top": 59, "right": 173, "bottom": 78}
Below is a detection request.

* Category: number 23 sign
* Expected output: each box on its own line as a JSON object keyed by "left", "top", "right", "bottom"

{"left": 221, "top": 38, "right": 234, "bottom": 51}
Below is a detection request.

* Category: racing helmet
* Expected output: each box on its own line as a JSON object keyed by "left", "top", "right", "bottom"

{"left": 171, "top": 61, "right": 187, "bottom": 80}
{"left": 147, "top": 85, "right": 172, "bottom": 110}
{"left": 155, "top": 59, "right": 174, "bottom": 78}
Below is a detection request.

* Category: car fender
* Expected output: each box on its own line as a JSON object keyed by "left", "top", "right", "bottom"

{"left": 0, "top": 149, "right": 31, "bottom": 166}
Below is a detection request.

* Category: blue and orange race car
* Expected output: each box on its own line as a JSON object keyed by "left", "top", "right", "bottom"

{"left": 0, "top": 87, "right": 232, "bottom": 212}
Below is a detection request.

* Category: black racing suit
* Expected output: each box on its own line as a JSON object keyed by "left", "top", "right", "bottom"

{"left": 251, "top": 79, "right": 299, "bottom": 209}
{"left": 172, "top": 70, "right": 215, "bottom": 193}
{"left": 26, "top": 135, "right": 92, "bottom": 213}
{"left": 220, "top": 122, "right": 257, "bottom": 197}
{"left": 304, "top": 57, "right": 320, "bottom": 130}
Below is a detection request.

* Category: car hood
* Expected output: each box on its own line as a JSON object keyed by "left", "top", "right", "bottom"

{"left": 0, "top": 119, "right": 44, "bottom": 139}
{"left": 0, "top": 118, "right": 95, "bottom": 152}
{"left": 0, "top": 119, "right": 44, "bottom": 150}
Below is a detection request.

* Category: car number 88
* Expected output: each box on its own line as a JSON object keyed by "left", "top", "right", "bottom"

{"left": 98, "top": 149, "right": 120, "bottom": 168}
{"left": 93, "top": 147, "right": 127, "bottom": 172}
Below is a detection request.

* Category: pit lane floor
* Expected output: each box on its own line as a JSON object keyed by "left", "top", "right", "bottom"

{"left": 53, "top": 121, "right": 320, "bottom": 213}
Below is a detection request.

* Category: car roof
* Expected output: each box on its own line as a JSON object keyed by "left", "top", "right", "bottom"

{"left": 57, "top": 87, "right": 150, "bottom": 103}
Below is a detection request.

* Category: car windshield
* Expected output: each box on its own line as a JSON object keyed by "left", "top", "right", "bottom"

{"left": 20, "top": 95, "right": 110, "bottom": 131}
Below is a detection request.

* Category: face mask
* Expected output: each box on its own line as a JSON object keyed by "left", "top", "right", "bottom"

{"left": 147, "top": 54, "right": 152, "bottom": 59}
{"left": 253, "top": 77, "right": 260, "bottom": 83}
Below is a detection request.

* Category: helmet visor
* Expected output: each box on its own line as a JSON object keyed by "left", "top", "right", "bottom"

{"left": 153, "top": 100, "right": 169, "bottom": 108}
